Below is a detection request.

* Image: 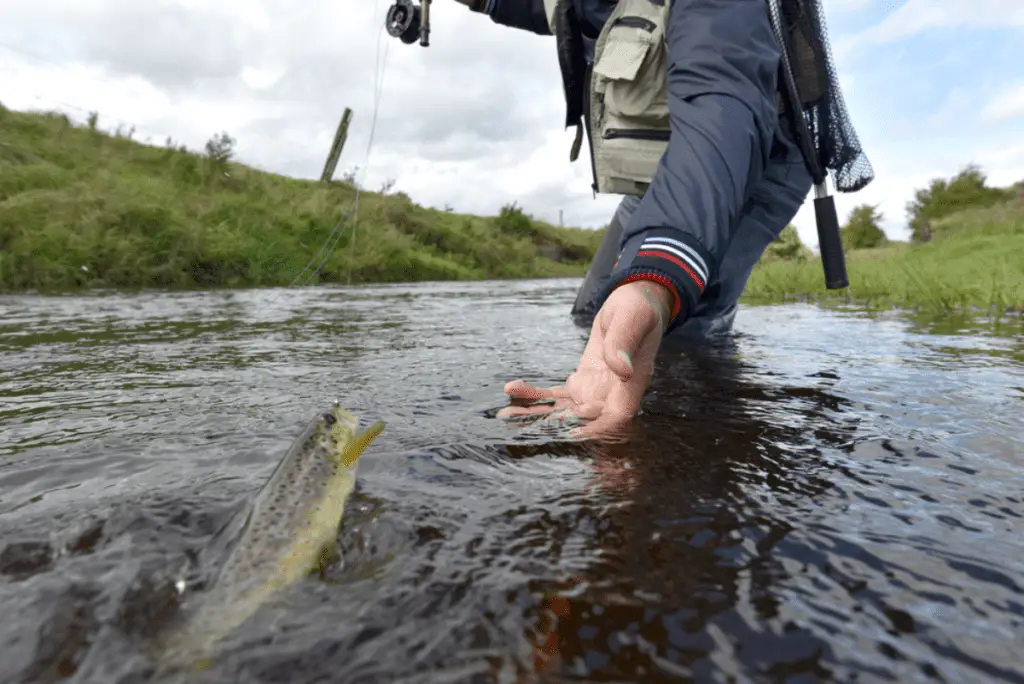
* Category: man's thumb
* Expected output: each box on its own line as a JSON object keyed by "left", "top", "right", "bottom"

{"left": 601, "top": 309, "right": 642, "bottom": 381}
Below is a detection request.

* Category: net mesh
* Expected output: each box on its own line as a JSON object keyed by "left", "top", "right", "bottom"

{"left": 772, "top": 0, "right": 874, "bottom": 193}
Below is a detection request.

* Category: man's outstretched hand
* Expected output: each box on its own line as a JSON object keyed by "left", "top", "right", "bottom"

{"left": 499, "top": 280, "right": 676, "bottom": 439}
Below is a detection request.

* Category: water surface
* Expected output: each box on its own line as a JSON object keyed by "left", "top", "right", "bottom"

{"left": 1, "top": 279, "right": 1022, "bottom": 683}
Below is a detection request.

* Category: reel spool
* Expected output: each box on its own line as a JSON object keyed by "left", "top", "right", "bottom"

{"left": 386, "top": 0, "right": 430, "bottom": 46}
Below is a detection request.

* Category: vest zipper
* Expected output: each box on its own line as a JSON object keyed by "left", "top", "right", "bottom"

{"left": 603, "top": 128, "right": 670, "bottom": 141}
{"left": 583, "top": 61, "right": 599, "bottom": 197}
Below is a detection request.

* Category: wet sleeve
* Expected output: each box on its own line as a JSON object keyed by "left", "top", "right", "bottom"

{"left": 595, "top": 0, "right": 782, "bottom": 333}
{"left": 484, "top": 0, "right": 553, "bottom": 35}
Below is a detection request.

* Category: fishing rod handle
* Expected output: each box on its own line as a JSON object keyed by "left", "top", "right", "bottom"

{"left": 813, "top": 184, "right": 849, "bottom": 290}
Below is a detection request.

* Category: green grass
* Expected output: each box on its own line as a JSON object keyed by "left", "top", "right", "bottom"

{"left": 0, "top": 106, "right": 602, "bottom": 291}
{"left": 743, "top": 200, "right": 1024, "bottom": 316}
{"left": 1, "top": 105, "right": 1020, "bottom": 320}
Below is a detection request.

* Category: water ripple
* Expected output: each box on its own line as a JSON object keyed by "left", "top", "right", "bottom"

{"left": 0, "top": 281, "right": 1021, "bottom": 683}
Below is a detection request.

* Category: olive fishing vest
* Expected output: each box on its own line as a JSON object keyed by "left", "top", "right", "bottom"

{"left": 543, "top": 0, "right": 829, "bottom": 197}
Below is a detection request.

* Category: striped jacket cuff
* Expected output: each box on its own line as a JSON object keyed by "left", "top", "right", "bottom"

{"left": 599, "top": 228, "right": 715, "bottom": 334}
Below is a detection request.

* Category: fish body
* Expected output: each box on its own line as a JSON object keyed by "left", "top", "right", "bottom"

{"left": 158, "top": 406, "right": 384, "bottom": 671}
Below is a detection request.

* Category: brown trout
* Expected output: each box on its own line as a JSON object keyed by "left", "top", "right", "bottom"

{"left": 158, "top": 404, "right": 384, "bottom": 671}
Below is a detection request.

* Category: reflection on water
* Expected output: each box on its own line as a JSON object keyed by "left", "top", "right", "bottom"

{"left": 0, "top": 280, "right": 1022, "bottom": 683}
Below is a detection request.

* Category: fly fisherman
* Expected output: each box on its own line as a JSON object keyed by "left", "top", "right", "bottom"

{"left": 448, "top": 0, "right": 874, "bottom": 436}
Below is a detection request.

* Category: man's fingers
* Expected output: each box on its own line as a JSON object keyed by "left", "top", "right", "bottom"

{"left": 499, "top": 398, "right": 604, "bottom": 429}
{"left": 497, "top": 403, "right": 558, "bottom": 420}
{"left": 532, "top": 401, "right": 604, "bottom": 429}
{"left": 498, "top": 395, "right": 578, "bottom": 419}
{"left": 504, "top": 379, "right": 569, "bottom": 401}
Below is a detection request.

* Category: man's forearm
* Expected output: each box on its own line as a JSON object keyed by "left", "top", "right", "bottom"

{"left": 473, "top": 0, "right": 552, "bottom": 35}
{"left": 605, "top": 0, "right": 782, "bottom": 333}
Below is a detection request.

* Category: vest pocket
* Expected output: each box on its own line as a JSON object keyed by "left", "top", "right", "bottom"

{"left": 588, "top": 2, "right": 671, "bottom": 195}
{"left": 596, "top": 133, "right": 667, "bottom": 194}
{"left": 592, "top": 19, "right": 668, "bottom": 123}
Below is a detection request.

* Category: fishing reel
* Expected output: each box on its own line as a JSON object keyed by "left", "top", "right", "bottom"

{"left": 386, "top": 0, "right": 432, "bottom": 47}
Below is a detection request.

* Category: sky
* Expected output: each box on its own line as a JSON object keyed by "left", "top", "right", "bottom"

{"left": 0, "top": 0, "right": 1021, "bottom": 247}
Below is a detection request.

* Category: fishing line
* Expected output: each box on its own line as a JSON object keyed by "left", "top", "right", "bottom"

{"left": 346, "top": 16, "right": 391, "bottom": 285}
{"left": 290, "top": 8, "right": 391, "bottom": 288}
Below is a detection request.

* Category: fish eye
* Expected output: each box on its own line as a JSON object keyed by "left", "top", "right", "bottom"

{"left": 322, "top": 412, "right": 336, "bottom": 426}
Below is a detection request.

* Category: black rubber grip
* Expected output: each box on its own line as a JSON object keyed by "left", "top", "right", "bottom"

{"left": 814, "top": 195, "right": 849, "bottom": 290}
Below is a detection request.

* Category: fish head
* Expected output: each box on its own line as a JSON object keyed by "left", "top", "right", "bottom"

{"left": 319, "top": 405, "right": 385, "bottom": 471}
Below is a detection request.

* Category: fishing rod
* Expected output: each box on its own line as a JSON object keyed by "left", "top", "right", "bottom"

{"left": 385, "top": 0, "right": 432, "bottom": 47}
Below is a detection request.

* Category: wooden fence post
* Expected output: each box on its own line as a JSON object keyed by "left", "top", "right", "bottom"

{"left": 320, "top": 108, "right": 353, "bottom": 183}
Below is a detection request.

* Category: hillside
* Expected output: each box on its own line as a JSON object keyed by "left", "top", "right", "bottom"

{"left": 0, "top": 106, "right": 602, "bottom": 291}
{"left": 2, "top": 105, "right": 1020, "bottom": 317}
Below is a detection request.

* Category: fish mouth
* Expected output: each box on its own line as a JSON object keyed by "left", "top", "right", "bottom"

{"left": 340, "top": 420, "right": 385, "bottom": 469}
{"left": 324, "top": 404, "right": 357, "bottom": 430}
{"left": 321, "top": 405, "right": 383, "bottom": 469}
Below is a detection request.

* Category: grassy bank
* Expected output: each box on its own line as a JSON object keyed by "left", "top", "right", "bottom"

{"left": 744, "top": 201, "right": 1023, "bottom": 315}
{"left": 2, "top": 105, "right": 1020, "bottom": 317}
{"left": 0, "top": 107, "right": 602, "bottom": 290}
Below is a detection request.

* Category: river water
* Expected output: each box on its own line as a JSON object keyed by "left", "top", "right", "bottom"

{"left": 0, "top": 279, "right": 1022, "bottom": 684}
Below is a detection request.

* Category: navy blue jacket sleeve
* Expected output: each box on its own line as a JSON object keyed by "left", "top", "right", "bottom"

{"left": 596, "top": 0, "right": 782, "bottom": 333}
{"left": 484, "top": 0, "right": 552, "bottom": 35}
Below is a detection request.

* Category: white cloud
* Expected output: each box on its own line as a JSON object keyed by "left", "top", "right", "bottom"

{"left": 834, "top": 0, "right": 1024, "bottom": 60}
{"left": 240, "top": 66, "right": 286, "bottom": 91}
{"left": 875, "top": 0, "right": 1024, "bottom": 38}
{"left": 0, "top": 0, "right": 603, "bottom": 222}
{"left": 981, "top": 83, "right": 1024, "bottom": 124}
{"left": 829, "top": 0, "right": 876, "bottom": 11}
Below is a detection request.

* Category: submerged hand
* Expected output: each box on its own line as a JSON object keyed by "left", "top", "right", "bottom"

{"left": 499, "top": 280, "right": 675, "bottom": 439}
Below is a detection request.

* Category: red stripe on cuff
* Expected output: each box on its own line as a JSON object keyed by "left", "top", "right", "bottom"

{"left": 615, "top": 272, "right": 682, "bottom": 321}
{"left": 636, "top": 250, "right": 706, "bottom": 291}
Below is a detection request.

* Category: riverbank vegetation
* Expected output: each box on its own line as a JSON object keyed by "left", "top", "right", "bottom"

{"left": 746, "top": 166, "right": 1023, "bottom": 315}
{"left": 0, "top": 106, "right": 601, "bottom": 290}
{"left": 1, "top": 105, "right": 1020, "bottom": 316}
